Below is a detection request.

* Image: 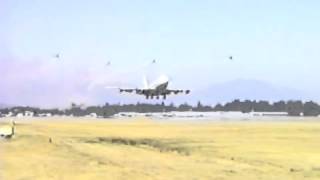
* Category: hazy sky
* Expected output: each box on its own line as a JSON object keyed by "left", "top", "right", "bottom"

{"left": 1, "top": 0, "right": 320, "bottom": 107}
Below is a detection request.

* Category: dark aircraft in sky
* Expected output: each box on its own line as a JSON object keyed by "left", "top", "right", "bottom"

{"left": 54, "top": 54, "right": 60, "bottom": 59}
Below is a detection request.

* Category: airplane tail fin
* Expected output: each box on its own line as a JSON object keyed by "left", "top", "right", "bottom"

{"left": 143, "top": 75, "right": 149, "bottom": 89}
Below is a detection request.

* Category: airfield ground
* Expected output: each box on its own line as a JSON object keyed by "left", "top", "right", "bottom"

{"left": 1, "top": 117, "right": 320, "bottom": 180}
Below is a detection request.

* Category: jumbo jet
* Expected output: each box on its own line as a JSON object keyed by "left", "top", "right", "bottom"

{"left": 119, "top": 75, "right": 190, "bottom": 100}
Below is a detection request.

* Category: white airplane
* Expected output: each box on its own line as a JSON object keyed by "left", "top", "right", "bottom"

{"left": 119, "top": 75, "right": 190, "bottom": 100}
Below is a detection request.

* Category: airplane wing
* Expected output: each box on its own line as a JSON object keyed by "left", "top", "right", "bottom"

{"left": 119, "top": 88, "right": 137, "bottom": 93}
{"left": 118, "top": 88, "right": 190, "bottom": 99}
{"left": 165, "top": 89, "right": 191, "bottom": 95}
{"left": 120, "top": 89, "right": 191, "bottom": 95}
{"left": 119, "top": 88, "right": 147, "bottom": 94}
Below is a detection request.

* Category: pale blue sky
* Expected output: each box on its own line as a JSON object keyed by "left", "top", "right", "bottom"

{"left": 1, "top": 0, "right": 320, "bottom": 107}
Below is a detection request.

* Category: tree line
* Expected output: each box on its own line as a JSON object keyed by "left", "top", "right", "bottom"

{"left": 0, "top": 100, "right": 320, "bottom": 117}
{"left": 214, "top": 100, "right": 319, "bottom": 116}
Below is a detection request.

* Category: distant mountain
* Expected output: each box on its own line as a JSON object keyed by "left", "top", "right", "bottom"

{"left": 188, "top": 79, "right": 312, "bottom": 105}
{"left": 0, "top": 103, "right": 8, "bottom": 109}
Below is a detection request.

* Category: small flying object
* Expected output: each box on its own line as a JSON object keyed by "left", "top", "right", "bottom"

{"left": 54, "top": 54, "right": 60, "bottom": 59}
{"left": 152, "top": 59, "right": 156, "bottom": 64}
{"left": 106, "top": 61, "right": 111, "bottom": 66}
{"left": 229, "top": 56, "right": 233, "bottom": 60}
{"left": 118, "top": 75, "right": 190, "bottom": 100}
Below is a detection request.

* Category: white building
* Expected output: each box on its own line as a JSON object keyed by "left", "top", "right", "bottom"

{"left": 16, "top": 113, "right": 24, "bottom": 118}
{"left": 24, "top": 111, "right": 34, "bottom": 117}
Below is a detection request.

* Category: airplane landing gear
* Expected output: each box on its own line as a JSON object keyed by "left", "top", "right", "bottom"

{"left": 163, "top": 95, "right": 167, "bottom": 100}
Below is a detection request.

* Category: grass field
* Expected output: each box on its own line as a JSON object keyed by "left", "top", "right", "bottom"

{"left": 1, "top": 117, "right": 320, "bottom": 180}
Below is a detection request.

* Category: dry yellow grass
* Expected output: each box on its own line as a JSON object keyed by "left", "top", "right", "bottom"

{"left": 1, "top": 117, "right": 320, "bottom": 180}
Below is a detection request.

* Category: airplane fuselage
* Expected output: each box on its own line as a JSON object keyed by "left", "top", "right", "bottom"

{"left": 136, "top": 81, "right": 168, "bottom": 99}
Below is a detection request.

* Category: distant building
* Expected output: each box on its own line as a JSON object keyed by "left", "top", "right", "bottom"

{"left": 5, "top": 112, "right": 13, "bottom": 117}
{"left": 24, "top": 111, "right": 34, "bottom": 117}
{"left": 16, "top": 113, "right": 24, "bottom": 118}
{"left": 251, "top": 112, "right": 288, "bottom": 117}
{"left": 89, "top": 113, "right": 97, "bottom": 118}
{"left": 46, "top": 113, "right": 52, "bottom": 117}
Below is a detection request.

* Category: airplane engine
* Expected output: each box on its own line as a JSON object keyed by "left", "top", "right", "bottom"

{"left": 185, "top": 90, "right": 191, "bottom": 94}
{"left": 135, "top": 89, "right": 142, "bottom": 94}
{"left": 163, "top": 94, "right": 167, "bottom": 100}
